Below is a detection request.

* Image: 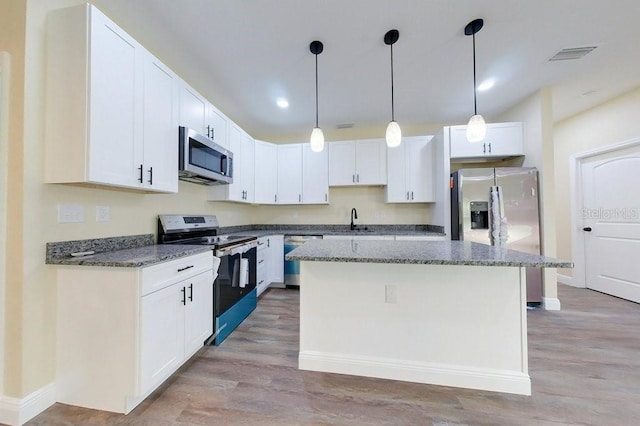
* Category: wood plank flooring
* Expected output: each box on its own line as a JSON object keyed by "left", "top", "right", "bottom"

{"left": 26, "top": 284, "right": 640, "bottom": 425}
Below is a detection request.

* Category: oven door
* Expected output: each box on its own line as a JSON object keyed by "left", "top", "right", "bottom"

{"left": 214, "top": 243, "right": 257, "bottom": 318}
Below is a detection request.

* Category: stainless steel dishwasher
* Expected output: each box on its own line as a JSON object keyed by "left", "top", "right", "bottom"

{"left": 283, "top": 235, "right": 322, "bottom": 286}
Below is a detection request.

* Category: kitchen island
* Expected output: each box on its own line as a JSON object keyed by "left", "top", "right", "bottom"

{"left": 286, "top": 239, "right": 571, "bottom": 395}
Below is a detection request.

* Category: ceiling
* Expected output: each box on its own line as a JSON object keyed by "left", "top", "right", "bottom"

{"left": 94, "top": 0, "right": 640, "bottom": 139}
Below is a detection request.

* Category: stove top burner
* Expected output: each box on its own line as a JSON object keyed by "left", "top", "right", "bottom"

{"left": 157, "top": 214, "right": 257, "bottom": 248}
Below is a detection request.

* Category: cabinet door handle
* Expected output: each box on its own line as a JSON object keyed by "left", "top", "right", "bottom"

{"left": 274, "top": 194, "right": 277, "bottom": 203}
{"left": 177, "top": 265, "right": 194, "bottom": 272}
{"left": 181, "top": 287, "right": 186, "bottom": 305}
{"left": 488, "top": 143, "right": 492, "bottom": 153}
{"left": 325, "top": 193, "right": 328, "bottom": 202}
{"left": 206, "top": 125, "right": 211, "bottom": 138}
{"left": 299, "top": 194, "right": 301, "bottom": 203}
{"left": 411, "top": 191, "right": 414, "bottom": 200}
{"left": 352, "top": 174, "right": 355, "bottom": 183}
{"left": 210, "top": 127, "right": 215, "bottom": 140}
{"left": 188, "top": 283, "right": 193, "bottom": 302}
{"left": 483, "top": 143, "right": 486, "bottom": 154}
{"left": 267, "top": 238, "right": 270, "bottom": 248}
{"left": 147, "top": 166, "right": 153, "bottom": 185}
{"left": 406, "top": 191, "right": 410, "bottom": 200}
{"left": 138, "top": 164, "right": 143, "bottom": 183}
{"left": 259, "top": 279, "right": 265, "bottom": 285}
{"left": 357, "top": 174, "right": 360, "bottom": 183}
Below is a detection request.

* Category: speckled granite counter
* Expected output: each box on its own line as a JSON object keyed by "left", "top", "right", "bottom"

{"left": 220, "top": 224, "right": 445, "bottom": 238}
{"left": 46, "top": 234, "right": 211, "bottom": 267}
{"left": 286, "top": 239, "right": 572, "bottom": 268}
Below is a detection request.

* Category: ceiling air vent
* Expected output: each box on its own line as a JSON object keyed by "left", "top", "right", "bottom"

{"left": 549, "top": 46, "right": 597, "bottom": 61}
{"left": 336, "top": 123, "right": 355, "bottom": 129}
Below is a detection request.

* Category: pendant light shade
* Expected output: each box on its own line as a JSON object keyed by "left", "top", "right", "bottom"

{"left": 384, "top": 29, "right": 401, "bottom": 147}
{"left": 310, "top": 127, "right": 324, "bottom": 152}
{"left": 385, "top": 120, "right": 401, "bottom": 147}
{"left": 309, "top": 40, "right": 324, "bottom": 152}
{"left": 465, "top": 18, "right": 486, "bottom": 143}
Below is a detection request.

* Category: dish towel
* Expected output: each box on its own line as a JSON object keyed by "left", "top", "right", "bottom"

{"left": 239, "top": 258, "right": 249, "bottom": 288}
{"left": 231, "top": 258, "right": 240, "bottom": 287}
{"left": 490, "top": 186, "right": 509, "bottom": 247}
{"left": 212, "top": 256, "right": 221, "bottom": 281}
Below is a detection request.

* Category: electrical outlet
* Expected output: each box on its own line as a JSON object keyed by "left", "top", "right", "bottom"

{"left": 96, "top": 205, "right": 110, "bottom": 222}
{"left": 385, "top": 284, "right": 397, "bottom": 304}
{"left": 58, "top": 204, "right": 85, "bottom": 223}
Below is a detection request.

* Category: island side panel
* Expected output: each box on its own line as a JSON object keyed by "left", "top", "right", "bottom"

{"left": 298, "top": 261, "right": 531, "bottom": 395}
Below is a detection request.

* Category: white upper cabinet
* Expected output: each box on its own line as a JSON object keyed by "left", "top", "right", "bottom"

{"left": 178, "top": 82, "right": 208, "bottom": 135}
{"left": 449, "top": 122, "right": 524, "bottom": 160}
{"left": 302, "top": 144, "right": 329, "bottom": 204}
{"left": 45, "top": 4, "right": 177, "bottom": 193}
{"left": 254, "top": 140, "right": 278, "bottom": 204}
{"left": 208, "top": 122, "right": 254, "bottom": 203}
{"left": 277, "top": 144, "right": 303, "bottom": 204}
{"left": 386, "top": 136, "right": 435, "bottom": 203}
{"left": 206, "top": 103, "right": 229, "bottom": 149}
{"left": 329, "top": 139, "right": 387, "bottom": 186}
{"left": 178, "top": 82, "right": 229, "bottom": 149}
{"left": 141, "top": 52, "right": 179, "bottom": 192}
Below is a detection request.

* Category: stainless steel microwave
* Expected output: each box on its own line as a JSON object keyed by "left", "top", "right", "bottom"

{"left": 178, "top": 126, "right": 233, "bottom": 185}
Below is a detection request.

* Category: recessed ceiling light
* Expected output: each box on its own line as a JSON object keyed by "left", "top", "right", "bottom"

{"left": 477, "top": 79, "right": 495, "bottom": 92}
{"left": 276, "top": 98, "right": 289, "bottom": 108}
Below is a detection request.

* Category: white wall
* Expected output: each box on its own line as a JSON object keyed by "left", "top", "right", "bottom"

{"left": 554, "top": 86, "right": 640, "bottom": 279}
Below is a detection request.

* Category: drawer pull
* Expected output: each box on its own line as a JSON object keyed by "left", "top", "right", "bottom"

{"left": 177, "top": 265, "right": 194, "bottom": 272}
{"left": 259, "top": 259, "right": 265, "bottom": 264}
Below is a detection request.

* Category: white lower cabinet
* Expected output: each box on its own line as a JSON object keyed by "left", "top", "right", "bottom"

{"left": 256, "top": 235, "right": 285, "bottom": 296}
{"left": 268, "top": 235, "right": 285, "bottom": 284}
{"left": 56, "top": 252, "right": 213, "bottom": 414}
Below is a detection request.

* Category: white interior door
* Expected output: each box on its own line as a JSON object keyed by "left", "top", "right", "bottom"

{"left": 582, "top": 154, "right": 640, "bottom": 302}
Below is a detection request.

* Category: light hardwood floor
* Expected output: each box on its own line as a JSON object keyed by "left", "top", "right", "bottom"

{"left": 26, "top": 284, "right": 640, "bottom": 425}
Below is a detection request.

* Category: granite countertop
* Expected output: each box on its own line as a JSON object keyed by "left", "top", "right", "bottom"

{"left": 224, "top": 226, "right": 446, "bottom": 238}
{"left": 285, "top": 239, "right": 573, "bottom": 268}
{"left": 46, "top": 244, "right": 212, "bottom": 267}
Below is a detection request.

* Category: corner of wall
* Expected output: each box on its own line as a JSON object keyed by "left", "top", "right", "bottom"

{"left": 0, "top": 382, "right": 55, "bottom": 425}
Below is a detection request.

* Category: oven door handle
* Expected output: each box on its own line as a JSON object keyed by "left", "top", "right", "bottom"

{"left": 215, "top": 240, "right": 257, "bottom": 257}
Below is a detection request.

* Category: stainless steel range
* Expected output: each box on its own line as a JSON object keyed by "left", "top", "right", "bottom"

{"left": 157, "top": 214, "right": 258, "bottom": 345}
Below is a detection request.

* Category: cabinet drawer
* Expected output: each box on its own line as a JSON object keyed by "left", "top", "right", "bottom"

{"left": 142, "top": 251, "right": 212, "bottom": 296}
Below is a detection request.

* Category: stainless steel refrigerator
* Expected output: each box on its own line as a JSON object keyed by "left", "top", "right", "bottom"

{"left": 451, "top": 167, "right": 542, "bottom": 303}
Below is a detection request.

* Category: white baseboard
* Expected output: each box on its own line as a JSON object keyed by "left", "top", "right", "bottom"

{"left": 299, "top": 351, "right": 531, "bottom": 396}
{"left": 0, "top": 383, "right": 56, "bottom": 425}
{"left": 542, "top": 297, "right": 561, "bottom": 311}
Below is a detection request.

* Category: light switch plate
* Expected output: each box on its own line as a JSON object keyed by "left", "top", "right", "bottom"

{"left": 58, "top": 204, "right": 85, "bottom": 223}
{"left": 96, "top": 206, "right": 110, "bottom": 222}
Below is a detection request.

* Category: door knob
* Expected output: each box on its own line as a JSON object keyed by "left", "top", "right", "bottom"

{"left": 583, "top": 227, "right": 592, "bottom": 232}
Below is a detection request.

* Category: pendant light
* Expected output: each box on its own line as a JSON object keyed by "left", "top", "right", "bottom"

{"left": 465, "top": 18, "right": 487, "bottom": 143}
{"left": 384, "top": 29, "right": 401, "bottom": 148}
{"left": 309, "top": 40, "right": 324, "bottom": 152}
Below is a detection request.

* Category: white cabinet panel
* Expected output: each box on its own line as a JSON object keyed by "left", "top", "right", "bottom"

{"left": 450, "top": 122, "right": 524, "bottom": 160}
{"left": 56, "top": 252, "right": 213, "bottom": 414}
{"left": 208, "top": 123, "right": 254, "bottom": 203}
{"left": 140, "top": 282, "right": 183, "bottom": 395}
{"left": 329, "top": 141, "right": 357, "bottom": 185}
{"left": 45, "top": 4, "right": 177, "bottom": 193}
{"left": 178, "top": 82, "right": 207, "bottom": 135}
{"left": 302, "top": 145, "right": 329, "bottom": 204}
{"left": 254, "top": 140, "right": 278, "bottom": 204}
{"left": 329, "top": 140, "right": 386, "bottom": 186}
{"left": 207, "top": 104, "right": 228, "bottom": 148}
{"left": 183, "top": 271, "right": 214, "bottom": 357}
{"left": 142, "top": 53, "right": 179, "bottom": 192}
{"left": 277, "top": 144, "right": 303, "bottom": 204}
{"left": 268, "top": 235, "right": 285, "bottom": 284}
{"left": 386, "top": 136, "right": 435, "bottom": 203}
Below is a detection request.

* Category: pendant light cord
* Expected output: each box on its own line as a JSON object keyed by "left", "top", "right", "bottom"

{"left": 472, "top": 32, "right": 477, "bottom": 116}
{"left": 315, "top": 53, "right": 319, "bottom": 128}
{"left": 390, "top": 42, "right": 395, "bottom": 121}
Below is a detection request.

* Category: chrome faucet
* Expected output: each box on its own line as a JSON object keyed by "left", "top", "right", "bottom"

{"left": 350, "top": 208, "right": 358, "bottom": 230}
